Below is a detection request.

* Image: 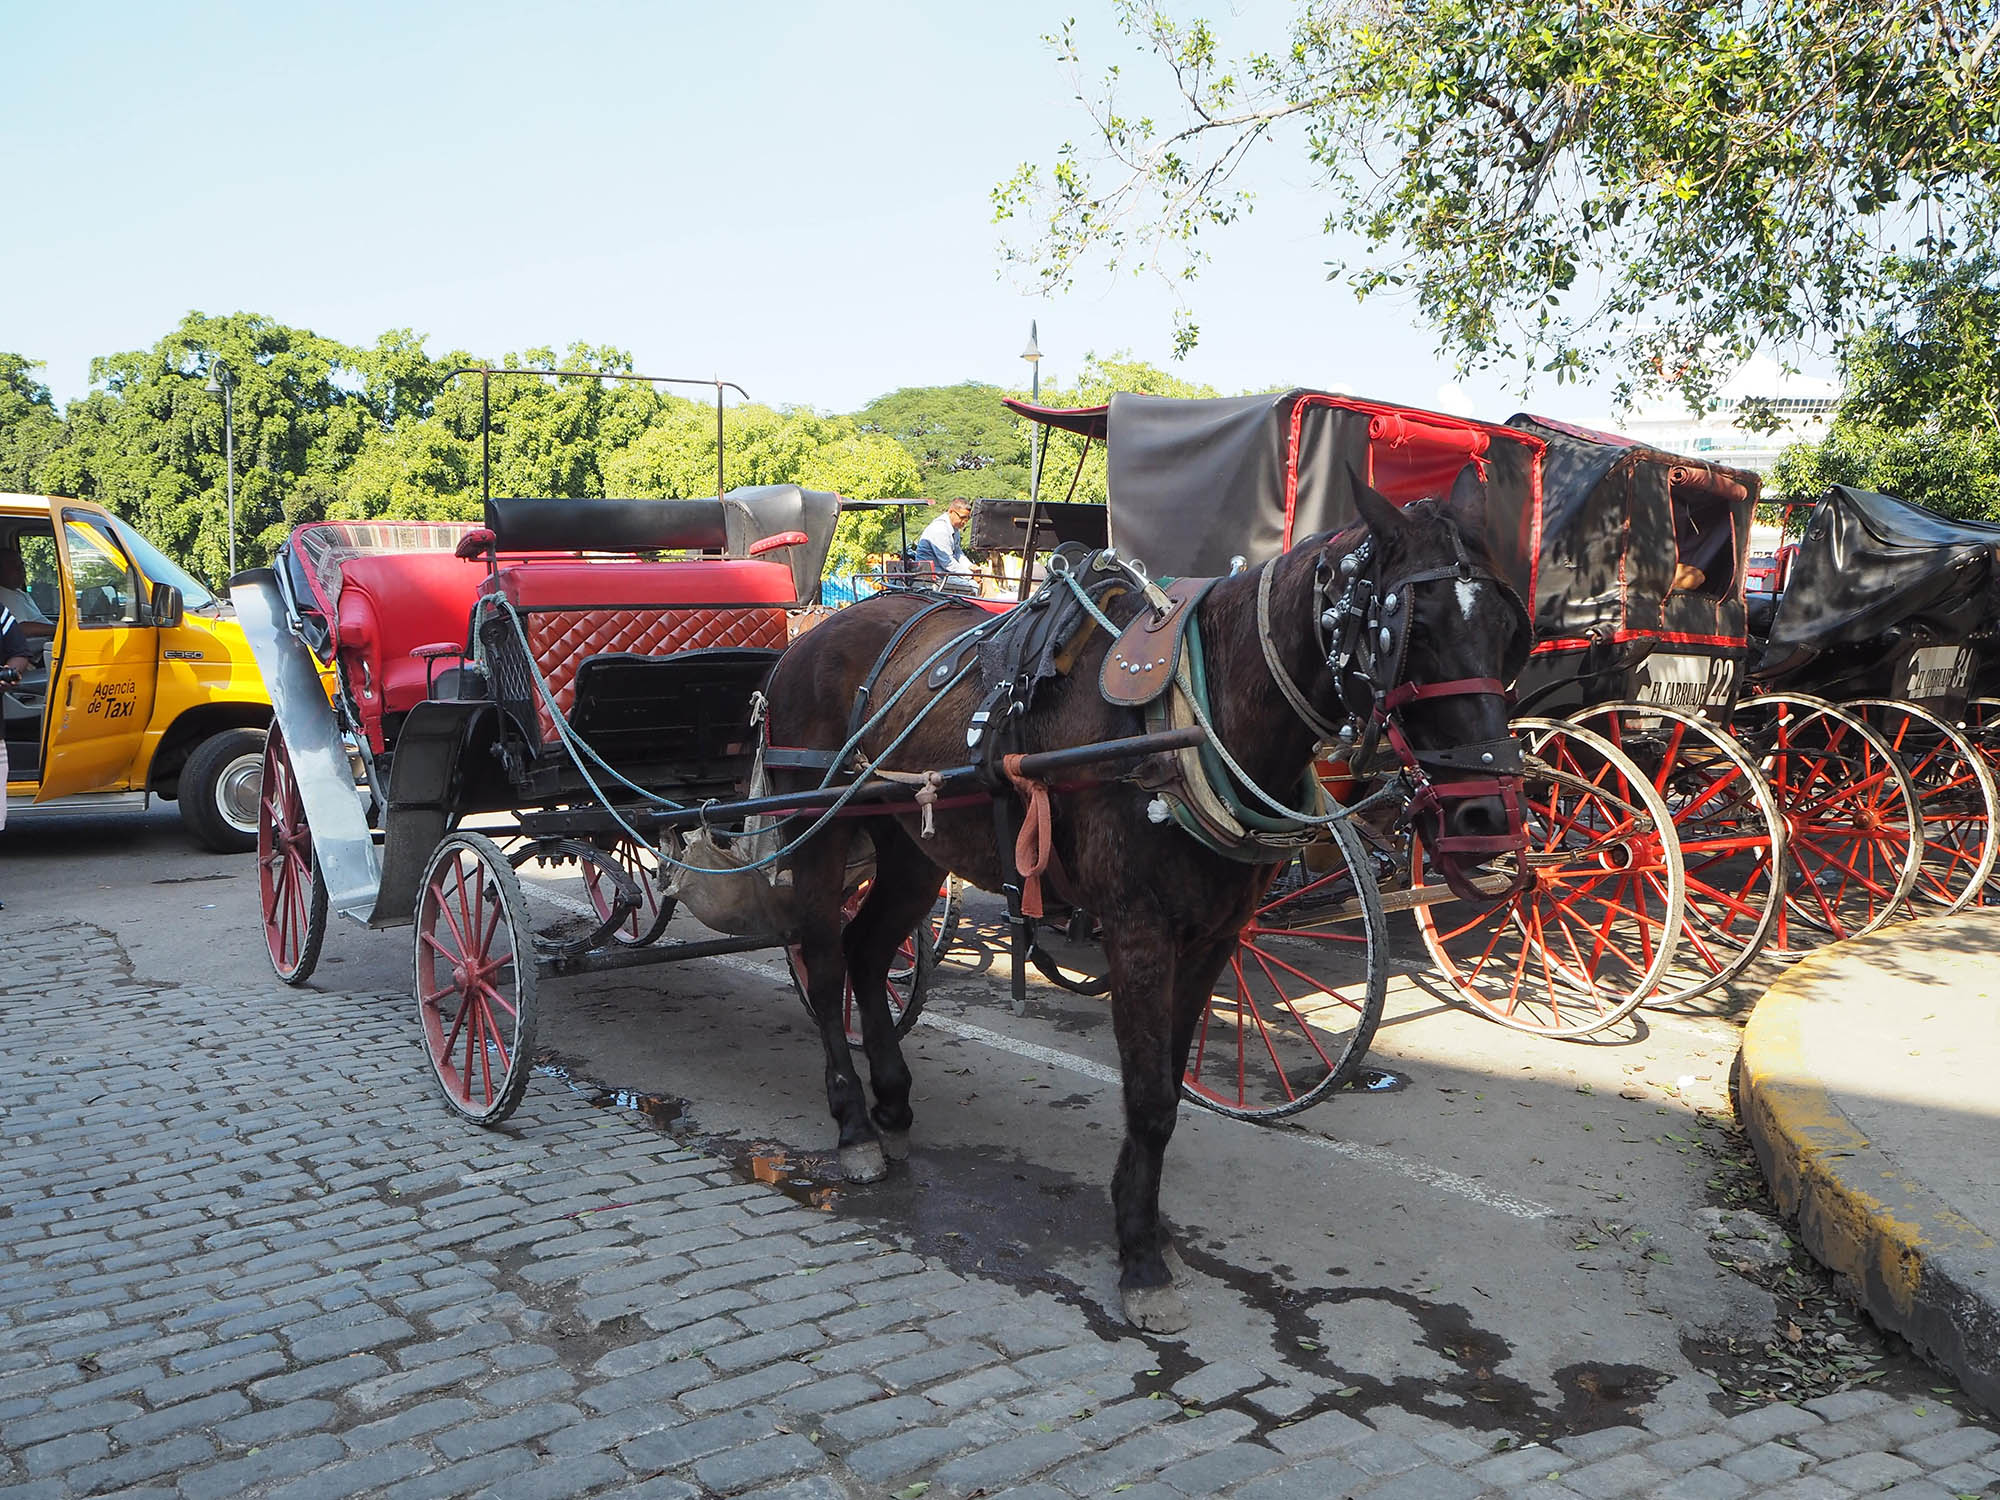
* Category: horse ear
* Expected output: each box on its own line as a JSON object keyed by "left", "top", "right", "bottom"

{"left": 1445, "top": 462, "right": 1488, "bottom": 530}
{"left": 1347, "top": 461, "right": 1405, "bottom": 541}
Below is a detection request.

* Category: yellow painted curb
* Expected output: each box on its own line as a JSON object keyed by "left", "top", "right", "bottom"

{"left": 1739, "top": 919, "right": 2000, "bottom": 1413}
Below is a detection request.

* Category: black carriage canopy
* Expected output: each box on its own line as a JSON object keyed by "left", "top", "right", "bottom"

{"left": 1505, "top": 414, "right": 1758, "bottom": 650}
{"left": 1007, "top": 391, "right": 1543, "bottom": 600}
{"left": 1762, "top": 485, "right": 2000, "bottom": 653}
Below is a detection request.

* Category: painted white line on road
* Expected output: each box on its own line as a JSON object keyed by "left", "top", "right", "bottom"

{"left": 707, "top": 951, "right": 1554, "bottom": 1221}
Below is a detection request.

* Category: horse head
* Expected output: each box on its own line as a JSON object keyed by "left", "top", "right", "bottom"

{"left": 1337, "top": 463, "right": 1533, "bottom": 898}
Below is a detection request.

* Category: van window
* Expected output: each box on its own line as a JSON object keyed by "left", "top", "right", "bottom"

{"left": 63, "top": 514, "right": 141, "bottom": 626}
{"left": 105, "top": 517, "right": 219, "bottom": 612}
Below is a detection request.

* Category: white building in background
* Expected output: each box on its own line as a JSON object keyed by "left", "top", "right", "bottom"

{"left": 1602, "top": 355, "right": 1841, "bottom": 475}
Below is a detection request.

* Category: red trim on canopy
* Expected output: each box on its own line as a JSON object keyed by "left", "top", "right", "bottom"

{"left": 1002, "top": 399, "right": 1110, "bottom": 440}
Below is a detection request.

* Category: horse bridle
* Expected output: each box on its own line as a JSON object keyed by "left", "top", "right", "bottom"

{"left": 1311, "top": 526, "right": 1535, "bottom": 900}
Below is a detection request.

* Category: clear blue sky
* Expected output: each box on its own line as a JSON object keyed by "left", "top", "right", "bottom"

{"left": 4, "top": 0, "right": 1608, "bottom": 422}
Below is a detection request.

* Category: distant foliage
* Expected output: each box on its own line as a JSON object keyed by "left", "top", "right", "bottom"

{"left": 999, "top": 1, "right": 2000, "bottom": 409}
{"left": 1774, "top": 258, "right": 2000, "bottom": 521}
{"left": 0, "top": 317, "right": 1271, "bottom": 587}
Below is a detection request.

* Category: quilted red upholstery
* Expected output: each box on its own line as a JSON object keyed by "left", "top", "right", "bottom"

{"left": 519, "top": 607, "right": 786, "bottom": 740}
{"left": 480, "top": 558, "right": 795, "bottom": 743}
{"left": 334, "top": 553, "right": 487, "bottom": 749}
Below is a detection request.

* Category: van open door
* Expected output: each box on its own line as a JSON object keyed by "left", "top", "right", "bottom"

{"left": 35, "top": 510, "right": 160, "bottom": 802}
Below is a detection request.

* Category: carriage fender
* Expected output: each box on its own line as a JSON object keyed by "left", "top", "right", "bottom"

{"left": 366, "top": 698, "right": 501, "bottom": 929}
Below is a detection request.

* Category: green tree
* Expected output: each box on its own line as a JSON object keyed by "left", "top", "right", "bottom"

{"left": 38, "top": 311, "right": 378, "bottom": 584}
{"left": 996, "top": 1, "right": 2000, "bottom": 408}
{"left": 0, "top": 355, "right": 64, "bottom": 493}
{"left": 854, "top": 382, "right": 1033, "bottom": 500}
{"left": 605, "top": 403, "right": 921, "bottom": 572}
{"left": 1021, "top": 353, "right": 1223, "bottom": 506}
{"left": 1773, "top": 256, "right": 2000, "bottom": 519}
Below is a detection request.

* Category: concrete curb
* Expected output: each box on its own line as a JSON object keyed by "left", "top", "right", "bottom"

{"left": 1739, "top": 917, "right": 2000, "bottom": 1415}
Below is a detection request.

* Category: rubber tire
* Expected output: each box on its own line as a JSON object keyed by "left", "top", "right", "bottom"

{"left": 179, "top": 728, "right": 267, "bottom": 854}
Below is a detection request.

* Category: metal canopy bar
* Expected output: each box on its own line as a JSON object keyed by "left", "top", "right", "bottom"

{"left": 441, "top": 366, "right": 750, "bottom": 509}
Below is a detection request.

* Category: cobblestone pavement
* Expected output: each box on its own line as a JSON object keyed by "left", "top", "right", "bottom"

{"left": 4, "top": 922, "right": 1999, "bottom": 1500}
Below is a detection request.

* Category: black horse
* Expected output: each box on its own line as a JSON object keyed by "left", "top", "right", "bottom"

{"left": 762, "top": 469, "right": 1530, "bottom": 1330}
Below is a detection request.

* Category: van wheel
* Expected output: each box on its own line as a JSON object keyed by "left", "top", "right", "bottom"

{"left": 180, "top": 728, "right": 267, "bottom": 854}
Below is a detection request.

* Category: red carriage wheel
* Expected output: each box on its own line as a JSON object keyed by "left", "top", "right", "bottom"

{"left": 1570, "top": 704, "right": 1784, "bottom": 1007}
{"left": 1730, "top": 694, "right": 1920, "bottom": 957}
{"left": 1181, "top": 814, "right": 1388, "bottom": 1121}
{"left": 1412, "top": 718, "right": 1686, "bottom": 1037}
{"left": 787, "top": 878, "right": 934, "bottom": 1045}
{"left": 1850, "top": 699, "right": 1998, "bottom": 914}
{"left": 414, "top": 832, "right": 539, "bottom": 1126}
{"left": 581, "top": 836, "right": 676, "bottom": 947}
{"left": 1964, "top": 698, "right": 2000, "bottom": 903}
{"left": 256, "top": 723, "right": 329, "bottom": 987}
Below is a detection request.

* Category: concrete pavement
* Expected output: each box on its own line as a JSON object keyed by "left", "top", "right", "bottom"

{"left": 1740, "top": 908, "right": 2000, "bottom": 1420}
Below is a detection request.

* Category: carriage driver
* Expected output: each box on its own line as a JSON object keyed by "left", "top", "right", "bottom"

{"left": 0, "top": 601, "right": 34, "bottom": 909}
{"left": 913, "top": 499, "right": 977, "bottom": 584}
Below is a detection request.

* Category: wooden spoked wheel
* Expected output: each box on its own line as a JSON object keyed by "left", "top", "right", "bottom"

{"left": 787, "top": 879, "right": 934, "bottom": 1045}
{"left": 1412, "top": 718, "right": 1686, "bottom": 1037}
{"left": 1730, "top": 694, "right": 1921, "bottom": 957}
{"left": 1571, "top": 704, "right": 1784, "bottom": 1007}
{"left": 256, "top": 723, "right": 328, "bottom": 988}
{"left": 581, "top": 836, "right": 676, "bottom": 947}
{"left": 1961, "top": 698, "right": 2000, "bottom": 904}
{"left": 414, "top": 832, "right": 539, "bottom": 1126}
{"left": 1850, "top": 699, "right": 1998, "bottom": 915}
{"left": 1181, "top": 814, "right": 1388, "bottom": 1121}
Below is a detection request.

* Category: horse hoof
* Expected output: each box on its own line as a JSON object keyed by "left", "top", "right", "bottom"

{"left": 879, "top": 1130, "right": 911, "bottom": 1161}
{"left": 839, "top": 1142, "right": 889, "bottom": 1183}
{"left": 1122, "top": 1282, "right": 1190, "bottom": 1333}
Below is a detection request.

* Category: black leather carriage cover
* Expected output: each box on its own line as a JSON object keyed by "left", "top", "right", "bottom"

{"left": 1506, "top": 414, "right": 1757, "bottom": 652}
{"left": 967, "top": 500, "right": 1110, "bottom": 553}
{"left": 1764, "top": 486, "right": 2000, "bottom": 653}
{"left": 1098, "top": 391, "right": 1541, "bottom": 604}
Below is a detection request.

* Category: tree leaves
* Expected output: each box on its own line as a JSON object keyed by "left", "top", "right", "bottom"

{"left": 1003, "top": 0, "right": 2000, "bottom": 409}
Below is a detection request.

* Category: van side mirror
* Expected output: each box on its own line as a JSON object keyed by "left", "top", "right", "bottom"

{"left": 151, "top": 581, "right": 184, "bottom": 629}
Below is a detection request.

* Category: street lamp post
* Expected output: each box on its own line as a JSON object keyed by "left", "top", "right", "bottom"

{"left": 204, "top": 362, "right": 237, "bottom": 578}
{"left": 1018, "top": 323, "right": 1045, "bottom": 602}
{"left": 1021, "top": 322, "right": 1043, "bottom": 504}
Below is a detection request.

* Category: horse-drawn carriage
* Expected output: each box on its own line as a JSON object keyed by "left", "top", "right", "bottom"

{"left": 1750, "top": 483, "right": 2000, "bottom": 914}
{"left": 995, "top": 392, "right": 1699, "bottom": 1048}
{"left": 235, "top": 484, "right": 854, "bottom": 1122}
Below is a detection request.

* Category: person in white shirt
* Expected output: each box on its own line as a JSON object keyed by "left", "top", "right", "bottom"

{"left": 912, "top": 500, "right": 976, "bottom": 581}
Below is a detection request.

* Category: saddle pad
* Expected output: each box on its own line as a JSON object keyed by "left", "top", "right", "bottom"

{"left": 1101, "top": 577, "right": 1210, "bottom": 708}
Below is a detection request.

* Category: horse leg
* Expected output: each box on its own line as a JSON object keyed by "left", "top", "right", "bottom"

{"left": 1102, "top": 920, "right": 1193, "bottom": 1333}
{"left": 790, "top": 827, "right": 887, "bottom": 1183}
{"left": 843, "top": 824, "right": 947, "bottom": 1160}
{"left": 1155, "top": 926, "right": 1247, "bottom": 1281}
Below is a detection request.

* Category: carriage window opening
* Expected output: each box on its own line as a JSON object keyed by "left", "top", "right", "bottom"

{"left": 1669, "top": 484, "right": 1735, "bottom": 600}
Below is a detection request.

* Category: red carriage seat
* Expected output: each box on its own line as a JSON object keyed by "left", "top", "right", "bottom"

{"left": 334, "top": 552, "right": 489, "bottom": 749}
{"left": 480, "top": 557, "right": 794, "bottom": 743}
